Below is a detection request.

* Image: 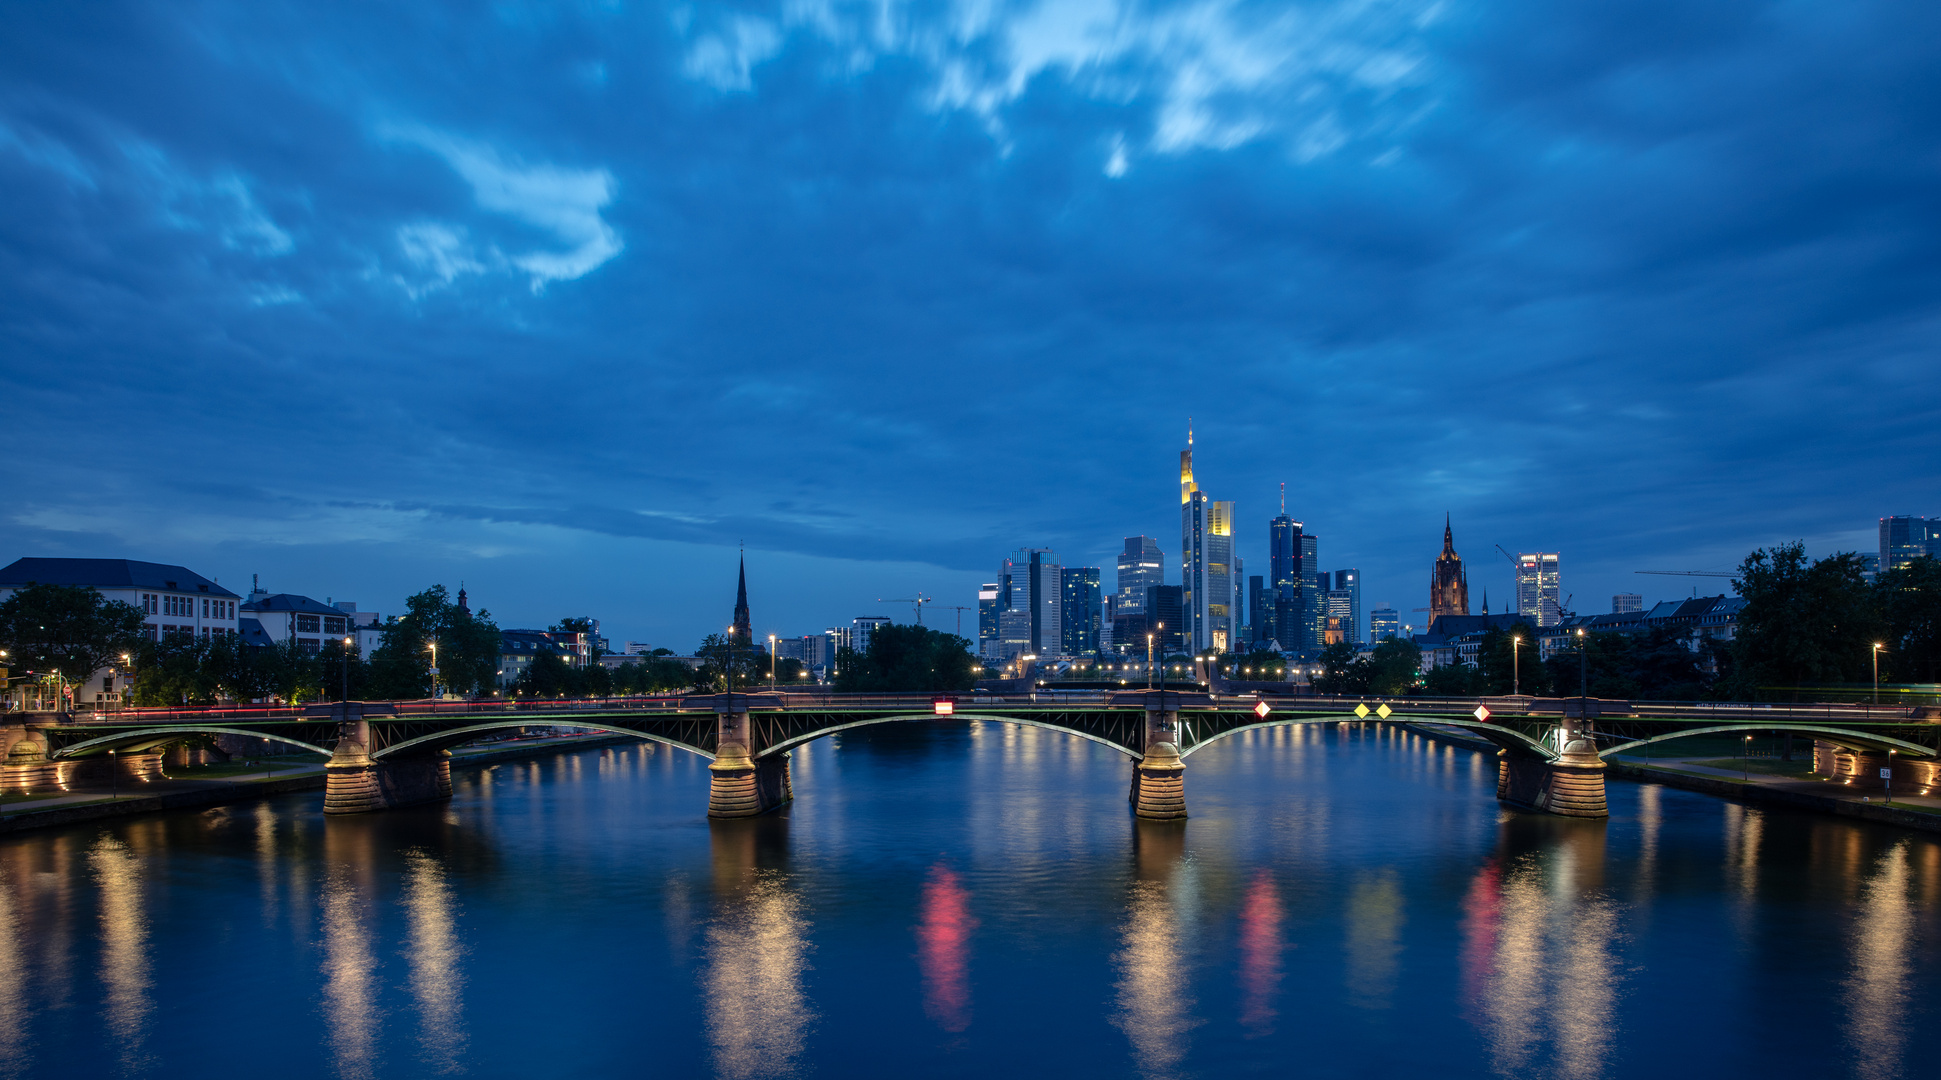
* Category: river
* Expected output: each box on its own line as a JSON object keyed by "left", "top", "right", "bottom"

{"left": 0, "top": 720, "right": 1935, "bottom": 1079}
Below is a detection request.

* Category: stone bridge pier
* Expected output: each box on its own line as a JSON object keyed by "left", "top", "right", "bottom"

{"left": 1495, "top": 715, "right": 1607, "bottom": 818}
{"left": 1131, "top": 696, "right": 1186, "bottom": 821}
{"left": 708, "top": 697, "right": 792, "bottom": 818}
{"left": 324, "top": 704, "right": 452, "bottom": 815}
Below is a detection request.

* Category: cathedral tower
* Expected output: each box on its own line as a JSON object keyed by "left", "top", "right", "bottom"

{"left": 1429, "top": 515, "right": 1470, "bottom": 626}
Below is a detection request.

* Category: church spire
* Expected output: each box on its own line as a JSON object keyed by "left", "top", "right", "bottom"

{"left": 732, "top": 551, "right": 752, "bottom": 646}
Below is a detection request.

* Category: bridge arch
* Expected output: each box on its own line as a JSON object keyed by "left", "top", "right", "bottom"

{"left": 54, "top": 726, "right": 333, "bottom": 759}
{"left": 375, "top": 721, "right": 716, "bottom": 761}
{"left": 1597, "top": 723, "right": 1936, "bottom": 760}
{"left": 1176, "top": 715, "right": 1559, "bottom": 761}
{"left": 754, "top": 713, "right": 1143, "bottom": 760}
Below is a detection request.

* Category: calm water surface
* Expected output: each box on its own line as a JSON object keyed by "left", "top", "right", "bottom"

{"left": 1, "top": 721, "right": 1936, "bottom": 1079}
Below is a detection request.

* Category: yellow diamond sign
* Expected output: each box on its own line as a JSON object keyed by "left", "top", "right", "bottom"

{"left": 1353, "top": 703, "right": 1370, "bottom": 718}
{"left": 1376, "top": 703, "right": 1393, "bottom": 719}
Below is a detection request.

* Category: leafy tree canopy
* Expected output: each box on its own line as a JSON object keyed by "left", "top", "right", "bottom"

{"left": 834, "top": 624, "right": 977, "bottom": 692}
{"left": 368, "top": 585, "right": 501, "bottom": 698}
{"left": 0, "top": 582, "right": 146, "bottom": 684}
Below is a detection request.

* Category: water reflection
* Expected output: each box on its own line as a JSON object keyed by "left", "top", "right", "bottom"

{"left": 915, "top": 865, "right": 975, "bottom": 1034}
{"left": 88, "top": 835, "right": 151, "bottom": 1074}
{"left": 321, "top": 826, "right": 381, "bottom": 1080}
{"left": 402, "top": 850, "right": 467, "bottom": 1074}
{"left": 702, "top": 820, "right": 814, "bottom": 1080}
{"left": 1112, "top": 823, "right": 1199, "bottom": 1080}
{"left": 1461, "top": 819, "right": 1619, "bottom": 1080}
{"left": 1235, "top": 871, "right": 1283, "bottom": 1036}
{"left": 0, "top": 862, "right": 29, "bottom": 1079}
{"left": 1845, "top": 842, "right": 1913, "bottom": 1080}
{"left": 1344, "top": 869, "right": 1403, "bottom": 1009}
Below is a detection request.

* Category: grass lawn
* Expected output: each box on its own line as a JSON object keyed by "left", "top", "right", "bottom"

{"left": 1686, "top": 757, "right": 1821, "bottom": 778}
{"left": 165, "top": 758, "right": 325, "bottom": 780}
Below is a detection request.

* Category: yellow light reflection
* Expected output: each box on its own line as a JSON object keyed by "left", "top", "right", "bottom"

{"left": 320, "top": 867, "right": 380, "bottom": 1080}
{"left": 403, "top": 850, "right": 468, "bottom": 1072}
{"left": 1112, "top": 823, "right": 1200, "bottom": 1080}
{"left": 1344, "top": 869, "right": 1404, "bottom": 1009}
{"left": 702, "top": 870, "right": 815, "bottom": 1080}
{"left": 89, "top": 835, "right": 152, "bottom": 1072}
{"left": 1845, "top": 843, "right": 1913, "bottom": 1080}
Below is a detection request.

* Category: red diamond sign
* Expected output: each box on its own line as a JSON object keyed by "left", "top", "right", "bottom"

{"left": 1473, "top": 705, "right": 1491, "bottom": 722}
{"left": 1254, "top": 701, "right": 1272, "bottom": 718}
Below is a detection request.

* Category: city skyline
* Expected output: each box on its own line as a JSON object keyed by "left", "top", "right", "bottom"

{"left": 2, "top": 2, "right": 1936, "bottom": 647}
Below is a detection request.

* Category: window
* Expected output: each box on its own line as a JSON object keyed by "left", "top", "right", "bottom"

{"left": 298, "top": 637, "right": 321, "bottom": 655}
{"left": 324, "top": 616, "right": 346, "bottom": 635}
{"left": 202, "top": 599, "right": 209, "bottom": 618}
{"left": 297, "top": 614, "right": 320, "bottom": 633}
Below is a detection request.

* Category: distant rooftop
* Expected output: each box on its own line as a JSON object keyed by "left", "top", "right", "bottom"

{"left": 0, "top": 557, "right": 238, "bottom": 598}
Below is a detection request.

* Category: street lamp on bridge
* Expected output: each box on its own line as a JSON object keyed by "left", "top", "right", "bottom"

{"left": 1873, "top": 643, "right": 1885, "bottom": 705}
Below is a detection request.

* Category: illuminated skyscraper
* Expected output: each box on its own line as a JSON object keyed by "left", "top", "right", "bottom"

{"left": 1000, "top": 547, "right": 1063, "bottom": 659}
{"left": 1061, "top": 567, "right": 1101, "bottom": 657}
{"left": 1370, "top": 607, "right": 1400, "bottom": 641}
{"left": 1332, "top": 569, "right": 1362, "bottom": 645}
{"left": 1880, "top": 516, "right": 1939, "bottom": 571}
{"left": 978, "top": 583, "right": 1000, "bottom": 658}
{"left": 1116, "top": 537, "right": 1164, "bottom": 615}
{"left": 1178, "top": 426, "right": 1235, "bottom": 652}
{"left": 1612, "top": 593, "right": 1643, "bottom": 614}
{"left": 1515, "top": 553, "right": 1562, "bottom": 627}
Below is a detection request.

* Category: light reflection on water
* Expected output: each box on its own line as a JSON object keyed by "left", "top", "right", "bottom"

{"left": 0, "top": 728, "right": 1932, "bottom": 1079}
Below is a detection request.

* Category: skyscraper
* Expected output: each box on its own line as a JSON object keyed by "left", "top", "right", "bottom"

{"left": 1370, "top": 607, "right": 1400, "bottom": 641}
{"left": 1515, "top": 553, "right": 1561, "bottom": 627}
{"left": 1880, "top": 516, "right": 1939, "bottom": 571}
{"left": 1332, "top": 568, "right": 1362, "bottom": 645}
{"left": 1116, "top": 537, "right": 1164, "bottom": 615}
{"left": 1179, "top": 426, "right": 1235, "bottom": 652}
{"left": 852, "top": 616, "right": 891, "bottom": 655}
{"left": 1429, "top": 516, "right": 1470, "bottom": 626}
{"left": 1248, "top": 574, "right": 1269, "bottom": 644}
{"left": 1061, "top": 567, "right": 1101, "bottom": 657}
{"left": 1000, "top": 547, "right": 1063, "bottom": 659}
{"left": 1300, "top": 532, "right": 1322, "bottom": 653}
{"left": 1612, "top": 593, "right": 1643, "bottom": 614}
{"left": 1145, "top": 585, "right": 1184, "bottom": 655}
{"left": 978, "top": 582, "right": 1000, "bottom": 658}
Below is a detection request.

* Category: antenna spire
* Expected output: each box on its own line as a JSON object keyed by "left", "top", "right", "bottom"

{"left": 1279, "top": 481, "right": 1285, "bottom": 515}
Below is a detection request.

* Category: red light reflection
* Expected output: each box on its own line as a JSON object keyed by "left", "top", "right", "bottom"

{"left": 916, "top": 864, "right": 976, "bottom": 1033}
{"left": 1237, "top": 870, "right": 1284, "bottom": 1035}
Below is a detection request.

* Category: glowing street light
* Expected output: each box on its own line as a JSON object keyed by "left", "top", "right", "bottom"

{"left": 1873, "top": 643, "right": 1885, "bottom": 705}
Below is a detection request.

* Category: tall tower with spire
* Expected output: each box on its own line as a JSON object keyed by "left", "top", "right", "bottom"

{"left": 1178, "top": 421, "right": 1235, "bottom": 652}
{"left": 1429, "top": 515, "right": 1470, "bottom": 627}
{"left": 731, "top": 553, "right": 753, "bottom": 647}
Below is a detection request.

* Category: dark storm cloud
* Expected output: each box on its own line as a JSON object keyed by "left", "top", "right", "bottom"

{"left": 1, "top": 0, "right": 1936, "bottom": 641}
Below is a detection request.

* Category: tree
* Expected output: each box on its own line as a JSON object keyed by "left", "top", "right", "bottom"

{"left": 1366, "top": 639, "right": 1422, "bottom": 695}
{"left": 367, "top": 585, "right": 502, "bottom": 698}
{"left": 1422, "top": 662, "right": 1483, "bottom": 696}
{"left": 0, "top": 583, "right": 146, "bottom": 688}
{"left": 1312, "top": 641, "right": 1369, "bottom": 695}
{"left": 1878, "top": 556, "right": 1941, "bottom": 684}
{"left": 696, "top": 633, "right": 769, "bottom": 690}
{"left": 1724, "top": 543, "right": 1880, "bottom": 700}
{"left": 1475, "top": 621, "right": 1545, "bottom": 696}
{"left": 833, "top": 624, "right": 978, "bottom": 692}
{"left": 1224, "top": 647, "right": 1291, "bottom": 680}
{"left": 515, "top": 650, "right": 576, "bottom": 698}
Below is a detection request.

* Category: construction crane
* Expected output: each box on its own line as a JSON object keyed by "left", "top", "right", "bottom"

{"left": 942, "top": 605, "right": 975, "bottom": 637}
{"left": 878, "top": 594, "right": 934, "bottom": 624}
{"left": 1635, "top": 570, "right": 1734, "bottom": 577}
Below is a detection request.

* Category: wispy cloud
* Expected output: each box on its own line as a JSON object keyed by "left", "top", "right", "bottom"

{"left": 386, "top": 126, "right": 622, "bottom": 290}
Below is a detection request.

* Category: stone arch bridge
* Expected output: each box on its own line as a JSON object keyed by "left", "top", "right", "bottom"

{"left": 18, "top": 692, "right": 1939, "bottom": 821}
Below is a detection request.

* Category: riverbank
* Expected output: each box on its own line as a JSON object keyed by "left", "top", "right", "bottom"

{"left": 0, "top": 731, "right": 638, "bottom": 835}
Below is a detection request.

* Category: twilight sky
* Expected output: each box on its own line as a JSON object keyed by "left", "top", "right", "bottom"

{"left": 2, "top": 0, "right": 1937, "bottom": 649}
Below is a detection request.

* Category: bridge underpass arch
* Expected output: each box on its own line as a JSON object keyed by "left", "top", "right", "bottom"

{"left": 1176, "top": 714, "right": 1560, "bottom": 761}
{"left": 375, "top": 720, "right": 716, "bottom": 761}
{"left": 751, "top": 712, "right": 1144, "bottom": 760}
{"left": 1596, "top": 723, "right": 1936, "bottom": 760}
{"left": 54, "top": 726, "right": 333, "bottom": 759}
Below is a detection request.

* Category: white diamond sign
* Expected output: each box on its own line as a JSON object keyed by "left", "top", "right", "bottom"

{"left": 1254, "top": 700, "right": 1272, "bottom": 719}
{"left": 1473, "top": 705, "right": 1492, "bottom": 722}
{"left": 1353, "top": 703, "right": 1370, "bottom": 718}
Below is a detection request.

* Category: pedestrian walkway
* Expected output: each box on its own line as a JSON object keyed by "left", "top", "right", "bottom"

{"left": 0, "top": 763, "right": 326, "bottom": 814}
{"left": 1610, "top": 754, "right": 1941, "bottom": 814}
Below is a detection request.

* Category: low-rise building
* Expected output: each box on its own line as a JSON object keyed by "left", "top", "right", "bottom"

{"left": 241, "top": 586, "right": 352, "bottom": 655}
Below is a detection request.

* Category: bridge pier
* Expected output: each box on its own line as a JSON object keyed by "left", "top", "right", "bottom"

{"left": 324, "top": 705, "right": 453, "bottom": 815}
{"left": 1131, "top": 700, "right": 1186, "bottom": 820}
{"left": 709, "top": 700, "right": 791, "bottom": 818}
{"left": 1496, "top": 732, "right": 1607, "bottom": 818}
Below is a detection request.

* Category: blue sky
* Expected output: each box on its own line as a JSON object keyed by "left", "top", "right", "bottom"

{"left": 1, "top": 0, "right": 1936, "bottom": 649}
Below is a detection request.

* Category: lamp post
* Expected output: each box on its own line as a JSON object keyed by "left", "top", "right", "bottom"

{"left": 1511, "top": 635, "right": 1521, "bottom": 696}
{"left": 1886, "top": 749, "right": 1895, "bottom": 803}
{"left": 1872, "top": 643, "right": 1884, "bottom": 705}
{"left": 768, "top": 634, "right": 777, "bottom": 688}
{"left": 342, "top": 637, "right": 354, "bottom": 703}
{"left": 1147, "top": 633, "right": 1154, "bottom": 690}
{"left": 108, "top": 748, "right": 117, "bottom": 800}
{"left": 427, "top": 639, "right": 439, "bottom": 700}
{"left": 1743, "top": 734, "right": 1751, "bottom": 781}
